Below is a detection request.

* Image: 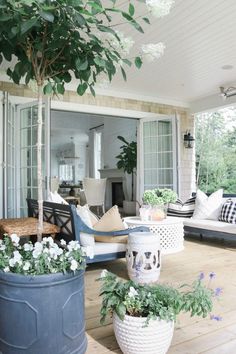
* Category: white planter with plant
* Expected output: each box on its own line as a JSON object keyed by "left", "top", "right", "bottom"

{"left": 99, "top": 270, "right": 222, "bottom": 354}
{"left": 142, "top": 188, "right": 177, "bottom": 221}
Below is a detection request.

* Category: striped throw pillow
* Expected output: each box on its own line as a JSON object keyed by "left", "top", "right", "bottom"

{"left": 219, "top": 199, "right": 236, "bottom": 224}
{"left": 167, "top": 196, "right": 196, "bottom": 218}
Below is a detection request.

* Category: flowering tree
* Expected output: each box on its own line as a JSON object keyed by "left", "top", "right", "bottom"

{"left": 0, "top": 0, "right": 174, "bottom": 241}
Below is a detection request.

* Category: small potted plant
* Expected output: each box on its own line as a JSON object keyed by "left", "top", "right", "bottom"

{"left": 142, "top": 188, "right": 177, "bottom": 221}
{"left": 0, "top": 235, "right": 87, "bottom": 354}
{"left": 99, "top": 270, "right": 221, "bottom": 354}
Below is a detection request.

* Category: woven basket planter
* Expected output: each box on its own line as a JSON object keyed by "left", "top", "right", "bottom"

{"left": 113, "top": 313, "right": 174, "bottom": 354}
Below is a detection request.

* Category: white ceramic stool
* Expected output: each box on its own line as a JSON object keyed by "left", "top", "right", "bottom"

{"left": 126, "top": 232, "right": 161, "bottom": 284}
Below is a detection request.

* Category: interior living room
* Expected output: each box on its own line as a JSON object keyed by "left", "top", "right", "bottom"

{"left": 0, "top": 1, "right": 236, "bottom": 354}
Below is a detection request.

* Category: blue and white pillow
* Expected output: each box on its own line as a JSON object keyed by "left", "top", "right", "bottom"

{"left": 219, "top": 199, "right": 236, "bottom": 224}
{"left": 167, "top": 196, "right": 196, "bottom": 218}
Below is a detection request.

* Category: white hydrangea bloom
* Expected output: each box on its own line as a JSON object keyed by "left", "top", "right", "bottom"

{"left": 100, "top": 269, "right": 108, "bottom": 278}
{"left": 108, "top": 30, "right": 134, "bottom": 56}
{"left": 3, "top": 266, "right": 10, "bottom": 272}
{"left": 141, "top": 42, "right": 165, "bottom": 62}
{"left": 128, "top": 286, "right": 139, "bottom": 298}
{"left": 146, "top": 0, "right": 174, "bottom": 18}
{"left": 10, "top": 234, "right": 20, "bottom": 245}
{"left": 70, "top": 259, "right": 78, "bottom": 271}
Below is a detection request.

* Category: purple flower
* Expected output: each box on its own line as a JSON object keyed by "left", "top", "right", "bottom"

{"left": 214, "top": 287, "right": 223, "bottom": 297}
{"left": 210, "top": 314, "right": 222, "bottom": 321}
{"left": 199, "top": 272, "right": 205, "bottom": 281}
{"left": 209, "top": 272, "right": 216, "bottom": 279}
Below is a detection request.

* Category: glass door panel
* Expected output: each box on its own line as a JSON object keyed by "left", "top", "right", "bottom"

{"left": 17, "top": 100, "right": 50, "bottom": 217}
{"left": 138, "top": 115, "right": 178, "bottom": 203}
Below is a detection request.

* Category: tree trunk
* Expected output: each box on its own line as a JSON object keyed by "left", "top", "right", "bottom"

{"left": 37, "top": 85, "right": 43, "bottom": 241}
{"left": 131, "top": 172, "right": 134, "bottom": 201}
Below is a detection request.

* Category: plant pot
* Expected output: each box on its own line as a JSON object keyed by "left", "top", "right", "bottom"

{"left": 113, "top": 313, "right": 174, "bottom": 354}
{"left": 0, "top": 270, "right": 87, "bottom": 354}
{"left": 123, "top": 200, "right": 136, "bottom": 215}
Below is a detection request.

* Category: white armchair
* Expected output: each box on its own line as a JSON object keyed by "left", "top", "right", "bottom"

{"left": 83, "top": 177, "right": 107, "bottom": 214}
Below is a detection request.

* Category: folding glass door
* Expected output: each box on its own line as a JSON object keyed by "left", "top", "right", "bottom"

{"left": 137, "top": 115, "right": 179, "bottom": 202}
{"left": 16, "top": 100, "right": 50, "bottom": 217}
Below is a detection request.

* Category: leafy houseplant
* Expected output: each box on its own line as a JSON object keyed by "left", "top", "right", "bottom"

{"left": 99, "top": 270, "right": 222, "bottom": 354}
{"left": 0, "top": 0, "right": 170, "bottom": 241}
{"left": 116, "top": 136, "right": 137, "bottom": 202}
{"left": 0, "top": 234, "right": 87, "bottom": 354}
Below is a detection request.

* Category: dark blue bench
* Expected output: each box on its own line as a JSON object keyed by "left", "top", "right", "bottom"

{"left": 27, "top": 199, "right": 149, "bottom": 263}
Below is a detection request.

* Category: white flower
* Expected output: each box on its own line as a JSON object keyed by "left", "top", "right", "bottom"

{"left": 107, "top": 30, "right": 134, "bottom": 56}
{"left": 34, "top": 242, "right": 43, "bottom": 252}
{"left": 0, "top": 244, "right": 6, "bottom": 251}
{"left": 81, "top": 246, "right": 94, "bottom": 259}
{"left": 13, "top": 250, "right": 22, "bottom": 263}
{"left": 60, "top": 239, "right": 66, "bottom": 246}
{"left": 70, "top": 259, "right": 78, "bottom": 272}
{"left": 100, "top": 269, "right": 108, "bottom": 278}
{"left": 10, "top": 234, "right": 20, "bottom": 245}
{"left": 68, "top": 241, "right": 80, "bottom": 252}
{"left": 24, "top": 243, "right": 33, "bottom": 252}
{"left": 141, "top": 42, "right": 165, "bottom": 62}
{"left": 3, "top": 266, "right": 10, "bottom": 272}
{"left": 128, "top": 286, "right": 139, "bottom": 298}
{"left": 146, "top": 0, "right": 174, "bottom": 18}
{"left": 23, "top": 261, "right": 31, "bottom": 271}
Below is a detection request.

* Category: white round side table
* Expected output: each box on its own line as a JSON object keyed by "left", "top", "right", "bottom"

{"left": 124, "top": 216, "right": 184, "bottom": 255}
{"left": 126, "top": 232, "right": 161, "bottom": 284}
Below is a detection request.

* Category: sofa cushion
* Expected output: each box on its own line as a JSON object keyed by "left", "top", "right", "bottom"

{"left": 219, "top": 199, "right": 236, "bottom": 224}
{"left": 167, "top": 196, "right": 196, "bottom": 218}
{"left": 94, "top": 242, "right": 126, "bottom": 255}
{"left": 183, "top": 218, "right": 236, "bottom": 234}
{"left": 76, "top": 205, "right": 95, "bottom": 247}
{"left": 94, "top": 205, "right": 127, "bottom": 243}
{"left": 192, "top": 189, "right": 223, "bottom": 220}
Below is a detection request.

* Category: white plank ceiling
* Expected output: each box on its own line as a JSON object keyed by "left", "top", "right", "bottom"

{"left": 100, "top": 0, "right": 236, "bottom": 104}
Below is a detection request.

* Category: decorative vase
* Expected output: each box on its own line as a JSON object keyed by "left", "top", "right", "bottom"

{"left": 113, "top": 313, "right": 174, "bottom": 354}
{"left": 150, "top": 204, "right": 167, "bottom": 221}
{"left": 0, "top": 270, "right": 87, "bottom": 354}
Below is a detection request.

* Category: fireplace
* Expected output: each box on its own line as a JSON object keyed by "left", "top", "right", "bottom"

{"left": 99, "top": 168, "right": 125, "bottom": 209}
{"left": 112, "top": 182, "right": 124, "bottom": 207}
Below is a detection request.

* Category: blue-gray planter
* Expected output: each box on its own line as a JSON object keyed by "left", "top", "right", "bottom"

{"left": 0, "top": 270, "right": 87, "bottom": 354}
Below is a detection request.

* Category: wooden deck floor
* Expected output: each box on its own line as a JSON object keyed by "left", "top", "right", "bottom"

{"left": 84, "top": 238, "right": 236, "bottom": 354}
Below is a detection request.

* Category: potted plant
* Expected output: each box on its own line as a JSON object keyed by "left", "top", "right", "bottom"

{"left": 0, "top": 0, "right": 172, "bottom": 239}
{"left": 116, "top": 136, "right": 137, "bottom": 215}
{"left": 0, "top": 234, "right": 87, "bottom": 354}
{"left": 99, "top": 270, "right": 222, "bottom": 354}
{"left": 142, "top": 188, "right": 177, "bottom": 221}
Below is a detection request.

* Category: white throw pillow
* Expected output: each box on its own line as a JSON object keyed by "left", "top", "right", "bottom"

{"left": 76, "top": 205, "right": 95, "bottom": 247}
{"left": 48, "top": 191, "right": 68, "bottom": 205}
{"left": 192, "top": 189, "right": 223, "bottom": 220}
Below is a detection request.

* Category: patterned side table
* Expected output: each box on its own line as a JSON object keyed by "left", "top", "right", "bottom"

{"left": 124, "top": 216, "right": 184, "bottom": 255}
{"left": 126, "top": 232, "right": 161, "bottom": 284}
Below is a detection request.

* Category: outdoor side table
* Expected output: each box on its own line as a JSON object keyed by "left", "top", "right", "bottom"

{"left": 124, "top": 216, "right": 184, "bottom": 255}
{"left": 126, "top": 232, "right": 161, "bottom": 284}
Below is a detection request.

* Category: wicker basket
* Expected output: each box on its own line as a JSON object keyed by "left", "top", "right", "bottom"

{"left": 113, "top": 313, "right": 174, "bottom": 354}
{"left": 0, "top": 217, "right": 60, "bottom": 238}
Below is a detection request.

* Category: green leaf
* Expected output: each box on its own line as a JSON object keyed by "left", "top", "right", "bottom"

{"left": 135, "top": 56, "right": 142, "bottom": 69}
{"left": 39, "top": 11, "right": 54, "bottom": 23}
{"left": 43, "top": 82, "right": 53, "bottom": 95}
{"left": 89, "top": 85, "right": 96, "bottom": 97}
{"left": 143, "top": 17, "right": 150, "bottom": 24}
{"left": 56, "top": 83, "right": 65, "bottom": 94}
{"left": 21, "top": 18, "right": 38, "bottom": 35}
{"left": 122, "top": 58, "right": 132, "bottom": 67}
{"left": 80, "top": 59, "right": 88, "bottom": 71}
{"left": 94, "top": 57, "right": 106, "bottom": 68}
{"left": 77, "top": 82, "right": 88, "bottom": 96}
{"left": 121, "top": 67, "right": 126, "bottom": 81}
{"left": 129, "top": 3, "right": 135, "bottom": 16}
{"left": 97, "top": 25, "right": 117, "bottom": 37}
